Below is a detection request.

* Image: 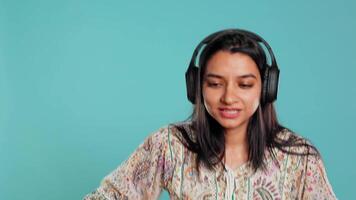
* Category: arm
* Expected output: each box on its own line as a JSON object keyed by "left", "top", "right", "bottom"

{"left": 83, "top": 126, "right": 173, "bottom": 200}
{"left": 300, "top": 154, "right": 337, "bottom": 200}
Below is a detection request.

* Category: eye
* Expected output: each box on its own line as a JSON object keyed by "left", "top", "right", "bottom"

{"left": 207, "top": 82, "right": 223, "bottom": 88}
{"left": 240, "top": 84, "right": 253, "bottom": 89}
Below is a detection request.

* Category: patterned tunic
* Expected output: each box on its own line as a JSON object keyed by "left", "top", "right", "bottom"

{"left": 83, "top": 122, "right": 337, "bottom": 200}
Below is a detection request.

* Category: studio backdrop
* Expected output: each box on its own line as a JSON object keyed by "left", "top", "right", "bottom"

{"left": 0, "top": 0, "right": 355, "bottom": 199}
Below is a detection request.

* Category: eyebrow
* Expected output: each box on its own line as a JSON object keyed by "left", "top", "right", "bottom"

{"left": 205, "top": 73, "right": 257, "bottom": 80}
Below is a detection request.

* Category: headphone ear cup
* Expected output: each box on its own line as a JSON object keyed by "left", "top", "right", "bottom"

{"left": 262, "top": 67, "right": 270, "bottom": 105}
{"left": 262, "top": 66, "right": 280, "bottom": 104}
{"left": 267, "top": 66, "right": 280, "bottom": 102}
{"left": 185, "top": 65, "right": 199, "bottom": 104}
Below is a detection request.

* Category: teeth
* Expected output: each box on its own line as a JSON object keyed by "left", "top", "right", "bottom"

{"left": 223, "top": 109, "right": 238, "bottom": 113}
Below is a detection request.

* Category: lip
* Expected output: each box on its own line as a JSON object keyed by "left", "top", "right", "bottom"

{"left": 219, "top": 107, "right": 241, "bottom": 110}
{"left": 218, "top": 107, "right": 241, "bottom": 119}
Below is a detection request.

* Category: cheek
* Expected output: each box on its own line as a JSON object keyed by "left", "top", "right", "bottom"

{"left": 203, "top": 98, "right": 215, "bottom": 118}
{"left": 203, "top": 90, "right": 215, "bottom": 101}
{"left": 202, "top": 88, "right": 218, "bottom": 114}
{"left": 245, "top": 89, "right": 261, "bottom": 112}
{"left": 250, "top": 98, "right": 260, "bottom": 113}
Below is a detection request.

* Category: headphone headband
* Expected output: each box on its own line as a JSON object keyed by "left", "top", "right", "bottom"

{"left": 189, "top": 28, "right": 277, "bottom": 70}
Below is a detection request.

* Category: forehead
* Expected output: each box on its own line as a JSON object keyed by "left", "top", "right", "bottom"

{"left": 204, "top": 51, "right": 260, "bottom": 78}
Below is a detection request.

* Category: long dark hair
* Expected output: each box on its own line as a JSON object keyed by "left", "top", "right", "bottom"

{"left": 170, "top": 31, "right": 319, "bottom": 175}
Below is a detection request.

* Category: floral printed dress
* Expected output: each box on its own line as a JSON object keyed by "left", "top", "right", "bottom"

{"left": 83, "top": 122, "right": 337, "bottom": 200}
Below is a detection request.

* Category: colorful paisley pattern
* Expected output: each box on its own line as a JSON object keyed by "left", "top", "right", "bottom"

{"left": 84, "top": 122, "right": 337, "bottom": 200}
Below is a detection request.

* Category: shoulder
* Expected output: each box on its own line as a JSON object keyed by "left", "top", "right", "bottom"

{"left": 274, "top": 128, "right": 319, "bottom": 155}
{"left": 275, "top": 128, "right": 308, "bottom": 143}
{"left": 270, "top": 128, "right": 322, "bottom": 173}
{"left": 141, "top": 122, "right": 190, "bottom": 157}
{"left": 145, "top": 121, "right": 190, "bottom": 145}
{"left": 267, "top": 129, "right": 336, "bottom": 199}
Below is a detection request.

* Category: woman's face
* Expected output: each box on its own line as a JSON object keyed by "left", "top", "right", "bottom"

{"left": 202, "top": 50, "right": 262, "bottom": 134}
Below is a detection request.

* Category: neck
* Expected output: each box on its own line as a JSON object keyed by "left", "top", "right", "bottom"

{"left": 224, "top": 124, "right": 249, "bottom": 150}
{"left": 223, "top": 125, "right": 250, "bottom": 168}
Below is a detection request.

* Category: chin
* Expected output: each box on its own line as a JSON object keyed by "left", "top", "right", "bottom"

{"left": 221, "top": 124, "right": 242, "bottom": 130}
{"left": 213, "top": 114, "right": 251, "bottom": 130}
{"left": 216, "top": 118, "right": 242, "bottom": 129}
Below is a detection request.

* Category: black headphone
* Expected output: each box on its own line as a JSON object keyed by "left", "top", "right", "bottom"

{"left": 185, "top": 28, "right": 280, "bottom": 105}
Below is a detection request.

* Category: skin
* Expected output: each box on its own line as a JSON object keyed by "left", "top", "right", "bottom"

{"left": 202, "top": 50, "right": 262, "bottom": 170}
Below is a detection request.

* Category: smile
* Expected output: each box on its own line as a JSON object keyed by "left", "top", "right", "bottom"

{"left": 219, "top": 108, "right": 240, "bottom": 119}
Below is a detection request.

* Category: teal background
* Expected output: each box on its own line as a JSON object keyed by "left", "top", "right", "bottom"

{"left": 1, "top": 0, "right": 355, "bottom": 199}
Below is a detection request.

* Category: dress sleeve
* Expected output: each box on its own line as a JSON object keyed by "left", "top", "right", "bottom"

{"left": 83, "top": 126, "right": 173, "bottom": 200}
{"left": 300, "top": 153, "right": 337, "bottom": 200}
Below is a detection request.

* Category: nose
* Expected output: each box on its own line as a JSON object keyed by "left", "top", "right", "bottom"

{"left": 220, "top": 83, "right": 239, "bottom": 104}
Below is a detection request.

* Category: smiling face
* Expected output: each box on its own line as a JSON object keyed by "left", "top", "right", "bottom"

{"left": 202, "top": 50, "right": 262, "bottom": 134}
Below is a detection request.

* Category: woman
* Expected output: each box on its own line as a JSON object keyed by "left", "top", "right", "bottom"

{"left": 84, "top": 28, "right": 337, "bottom": 199}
